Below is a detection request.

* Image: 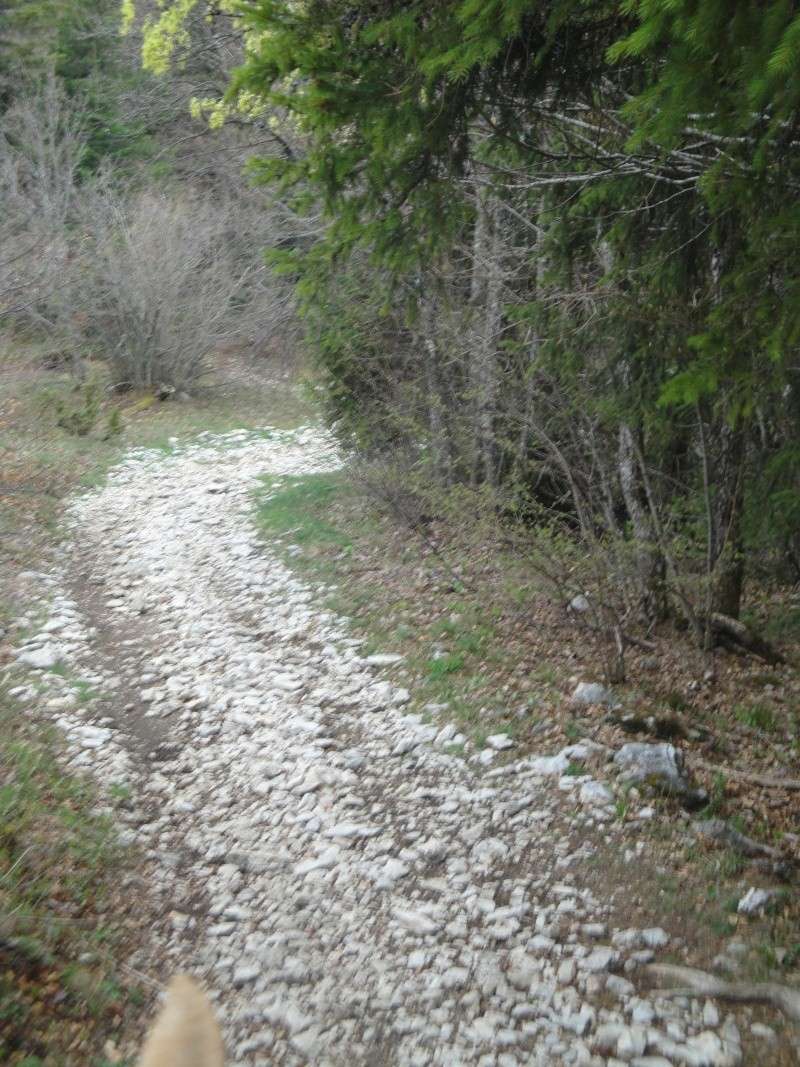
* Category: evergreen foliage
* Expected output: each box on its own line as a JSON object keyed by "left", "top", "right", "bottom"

{"left": 215, "top": 0, "right": 800, "bottom": 623}
{"left": 1, "top": 0, "right": 157, "bottom": 167}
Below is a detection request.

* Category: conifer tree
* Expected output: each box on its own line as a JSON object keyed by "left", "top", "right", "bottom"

{"left": 125, "top": 0, "right": 800, "bottom": 624}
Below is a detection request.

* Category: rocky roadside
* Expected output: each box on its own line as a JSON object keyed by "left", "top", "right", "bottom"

{"left": 4, "top": 426, "right": 791, "bottom": 1066}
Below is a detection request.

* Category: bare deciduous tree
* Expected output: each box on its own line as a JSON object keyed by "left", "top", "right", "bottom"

{"left": 0, "top": 80, "right": 86, "bottom": 338}
{"left": 60, "top": 183, "right": 298, "bottom": 392}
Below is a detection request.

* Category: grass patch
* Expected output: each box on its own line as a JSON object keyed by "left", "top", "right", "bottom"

{"left": 700, "top": 771, "right": 728, "bottom": 818}
{"left": 664, "top": 689, "right": 689, "bottom": 713}
{"left": 563, "top": 720, "right": 585, "bottom": 742}
{"left": 705, "top": 908, "right": 738, "bottom": 937}
{"left": 426, "top": 652, "right": 466, "bottom": 678}
{"left": 734, "top": 702, "right": 777, "bottom": 732}
{"left": 564, "top": 760, "right": 585, "bottom": 777}
{"left": 252, "top": 473, "right": 524, "bottom": 747}
{"left": 761, "top": 604, "right": 800, "bottom": 645}
{"left": 0, "top": 686, "right": 143, "bottom": 1065}
{"left": 0, "top": 343, "right": 314, "bottom": 567}
{"left": 256, "top": 474, "right": 352, "bottom": 551}
{"left": 529, "top": 663, "right": 559, "bottom": 688}
{"left": 704, "top": 846, "right": 748, "bottom": 884}
{"left": 73, "top": 679, "right": 105, "bottom": 706}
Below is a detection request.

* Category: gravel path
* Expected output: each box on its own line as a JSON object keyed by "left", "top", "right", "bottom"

{"left": 10, "top": 428, "right": 760, "bottom": 1066}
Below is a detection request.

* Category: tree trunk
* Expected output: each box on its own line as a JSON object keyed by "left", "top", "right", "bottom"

{"left": 710, "top": 425, "right": 745, "bottom": 618}
{"left": 420, "top": 294, "right": 452, "bottom": 485}
{"left": 618, "top": 422, "right": 668, "bottom": 621}
{"left": 470, "top": 188, "right": 503, "bottom": 486}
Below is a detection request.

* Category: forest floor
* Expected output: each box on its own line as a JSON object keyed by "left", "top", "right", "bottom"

{"left": 1, "top": 343, "right": 799, "bottom": 1066}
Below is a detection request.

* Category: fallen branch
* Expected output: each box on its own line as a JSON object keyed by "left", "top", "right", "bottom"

{"left": 694, "top": 759, "right": 800, "bottom": 792}
{"left": 701, "top": 612, "right": 786, "bottom": 665}
{"left": 692, "top": 817, "right": 781, "bottom": 858}
{"left": 620, "top": 630, "right": 657, "bottom": 653}
{"left": 646, "top": 963, "right": 800, "bottom": 1023}
{"left": 567, "top": 612, "right": 657, "bottom": 653}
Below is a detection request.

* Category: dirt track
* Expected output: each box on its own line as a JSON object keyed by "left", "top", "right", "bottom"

{"left": 9, "top": 426, "right": 777, "bottom": 1066}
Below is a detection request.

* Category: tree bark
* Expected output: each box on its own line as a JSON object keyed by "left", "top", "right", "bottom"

{"left": 710, "top": 424, "right": 746, "bottom": 618}
{"left": 470, "top": 187, "right": 503, "bottom": 486}
{"left": 420, "top": 294, "right": 452, "bottom": 485}
{"left": 618, "top": 422, "right": 667, "bottom": 622}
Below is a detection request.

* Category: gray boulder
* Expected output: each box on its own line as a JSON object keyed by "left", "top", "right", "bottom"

{"left": 571, "top": 681, "right": 616, "bottom": 707}
{"left": 613, "top": 742, "right": 698, "bottom": 801}
{"left": 17, "top": 643, "right": 61, "bottom": 669}
{"left": 737, "top": 887, "right": 775, "bottom": 916}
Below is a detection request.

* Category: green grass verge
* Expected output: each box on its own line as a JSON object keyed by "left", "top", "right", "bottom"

{"left": 254, "top": 473, "right": 530, "bottom": 748}
{"left": 0, "top": 687, "right": 143, "bottom": 1066}
{"left": 256, "top": 474, "right": 353, "bottom": 551}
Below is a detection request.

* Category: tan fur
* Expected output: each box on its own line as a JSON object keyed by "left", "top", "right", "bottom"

{"left": 137, "top": 975, "right": 225, "bottom": 1067}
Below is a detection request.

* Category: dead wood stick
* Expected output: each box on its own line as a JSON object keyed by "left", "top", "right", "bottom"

{"left": 704, "top": 612, "right": 786, "bottom": 665}
{"left": 694, "top": 758, "right": 800, "bottom": 792}
{"left": 692, "top": 817, "right": 782, "bottom": 858}
{"left": 620, "top": 630, "right": 657, "bottom": 653}
{"left": 567, "top": 613, "right": 657, "bottom": 653}
{"left": 646, "top": 963, "right": 800, "bottom": 1023}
